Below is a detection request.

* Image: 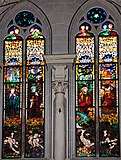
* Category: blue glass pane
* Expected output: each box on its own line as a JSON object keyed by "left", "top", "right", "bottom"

{"left": 7, "top": 20, "right": 14, "bottom": 27}
{"left": 108, "top": 15, "right": 114, "bottom": 21}
{"left": 87, "top": 8, "right": 106, "bottom": 24}
{"left": 79, "top": 17, "right": 85, "bottom": 22}
{"left": 36, "top": 18, "right": 42, "bottom": 25}
{"left": 15, "top": 11, "right": 35, "bottom": 27}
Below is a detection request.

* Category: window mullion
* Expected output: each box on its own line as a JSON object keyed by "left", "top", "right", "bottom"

{"left": 95, "top": 35, "right": 100, "bottom": 157}
{"left": 21, "top": 39, "right": 26, "bottom": 158}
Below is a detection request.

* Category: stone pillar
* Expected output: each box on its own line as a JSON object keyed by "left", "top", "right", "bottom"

{"left": 52, "top": 81, "right": 68, "bottom": 160}
{"left": 44, "top": 54, "right": 75, "bottom": 159}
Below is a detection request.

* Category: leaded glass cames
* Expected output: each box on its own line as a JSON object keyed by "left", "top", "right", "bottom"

{"left": 2, "top": 11, "right": 45, "bottom": 159}
{"left": 76, "top": 22, "right": 96, "bottom": 157}
{"left": 76, "top": 8, "right": 119, "bottom": 157}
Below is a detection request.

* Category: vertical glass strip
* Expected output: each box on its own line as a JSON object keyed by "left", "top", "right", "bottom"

{"left": 99, "top": 35, "right": 119, "bottom": 157}
{"left": 25, "top": 38, "right": 45, "bottom": 158}
{"left": 2, "top": 40, "right": 22, "bottom": 159}
{"left": 76, "top": 35, "right": 96, "bottom": 157}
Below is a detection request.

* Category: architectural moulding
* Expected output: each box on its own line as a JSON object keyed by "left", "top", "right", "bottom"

{"left": 44, "top": 54, "right": 76, "bottom": 65}
{"left": 44, "top": 54, "right": 76, "bottom": 81}
{"left": 0, "top": 0, "right": 19, "bottom": 6}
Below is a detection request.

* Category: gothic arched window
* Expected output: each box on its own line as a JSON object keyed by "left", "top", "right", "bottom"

{"left": 25, "top": 24, "right": 45, "bottom": 158}
{"left": 2, "top": 11, "right": 45, "bottom": 159}
{"left": 76, "top": 22, "right": 96, "bottom": 157}
{"left": 75, "top": 7, "right": 119, "bottom": 158}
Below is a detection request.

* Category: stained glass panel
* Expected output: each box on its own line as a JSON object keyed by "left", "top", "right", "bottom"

{"left": 7, "top": 26, "right": 21, "bottom": 40}
{"left": 99, "top": 63, "right": 117, "bottom": 79}
{"left": 100, "top": 21, "right": 116, "bottom": 36}
{"left": 99, "top": 31, "right": 119, "bottom": 156}
{"left": 29, "top": 25, "right": 42, "bottom": 39}
{"left": 77, "top": 81, "right": 94, "bottom": 107}
{"left": 26, "top": 66, "right": 44, "bottom": 82}
{"left": 87, "top": 7, "right": 106, "bottom": 24}
{"left": 99, "top": 107, "right": 119, "bottom": 156}
{"left": 4, "top": 67, "right": 22, "bottom": 83}
{"left": 99, "top": 80, "right": 116, "bottom": 107}
{"left": 15, "top": 11, "right": 35, "bottom": 27}
{"left": 26, "top": 39, "right": 44, "bottom": 65}
{"left": 2, "top": 34, "right": 22, "bottom": 158}
{"left": 4, "top": 40, "right": 22, "bottom": 66}
{"left": 25, "top": 33, "right": 45, "bottom": 158}
{"left": 76, "top": 37, "right": 94, "bottom": 63}
{"left": 76, "top": 25, "right": 95, "bottom": 157}
{"left": 77, "top": 22, "right": 93, "bottom": 37}
{"left": 76, "top": 107, "right": 95, "bottom": 157}
{"left": 76, "top": 64, "right": 94, "bottom": 80}
{"left": 99, "top": 36, "right": 117, "bottom": 63}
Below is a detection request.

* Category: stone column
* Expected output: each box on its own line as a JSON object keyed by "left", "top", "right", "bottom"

{"left": 44, "top": 54, "right": 75, "bottom": 159}
{"left": 52, "top": 81, "right": 68, "bottom": 160}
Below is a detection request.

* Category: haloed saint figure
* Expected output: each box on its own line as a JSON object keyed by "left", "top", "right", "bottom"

{"left": 5, "top": 84, "right": 20, "bottom": 118}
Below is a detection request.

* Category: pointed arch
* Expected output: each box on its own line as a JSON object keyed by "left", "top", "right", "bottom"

{"left": 0, "top": 0, "right": 52, "bottom": 55}
{"left": 68, "top": 0, "right": 121, "bottom": 158}
{"left": 98, "top": 21, "right": 119, "bottom": 157}
{"left": 25, "top": 26, "right": 45, "bottom": 158}
{"left": 1, "top": 2, "right": 52, "bottom": 159}
{"left": 68, "top": 0, "right": 121, "bottom": 54}
{"left": 2, "top": 25, "right": 23, "bottom": 159}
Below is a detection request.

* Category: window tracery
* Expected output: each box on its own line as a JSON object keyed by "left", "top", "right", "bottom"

{"left": 75, "top": 7, "right": 119, "bottom": 157}
{"left": 2, "top": 11, "right": 45, "bottom": 159}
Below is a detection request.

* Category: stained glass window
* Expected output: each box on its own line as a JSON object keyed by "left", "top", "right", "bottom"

{"left": 25, "top": 25, "right": 45, "bottom": 158}
{"left": 15, "top": 11, "right": 35, "bottom": 27}
{"left": 7, "top": 26, "right": 21, "bottom": 40}
{"left": 100, "top": 21, "right": 116, "bottom": 36}
{"left": 99, "top": 22, "right": 119, "bottom": 157}
{"left": 87, "top": 7, "right": 106, "bottom": 24}
{"left": 29, "top": 25, "right": 42, "bottom": 39}
{"left": 76, "top": 23, "right": 96, "bottom": 157}
{"left": 2, "top": 26, "right": 22, "bottom": 159}
{"left": 75, "top": 9, "right": 119, "bottom": 158}
{"left": 2, "top": 12, "right": 45, "bottom": 159}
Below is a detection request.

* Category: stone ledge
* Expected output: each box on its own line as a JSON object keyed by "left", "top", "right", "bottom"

{"left": 44, "top": 54, "right": 76, "bottom": 64}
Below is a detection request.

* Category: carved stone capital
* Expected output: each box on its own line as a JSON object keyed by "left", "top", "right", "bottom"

{"left": 52, "top": 81, "right": 68, "bottom": 94}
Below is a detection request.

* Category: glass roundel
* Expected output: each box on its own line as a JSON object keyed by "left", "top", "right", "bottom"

{"left": 87, "top": 7, "right": 106, "bottom": 24}
{"left": 15, "top": 11, "right": 35, "bottom": 27}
